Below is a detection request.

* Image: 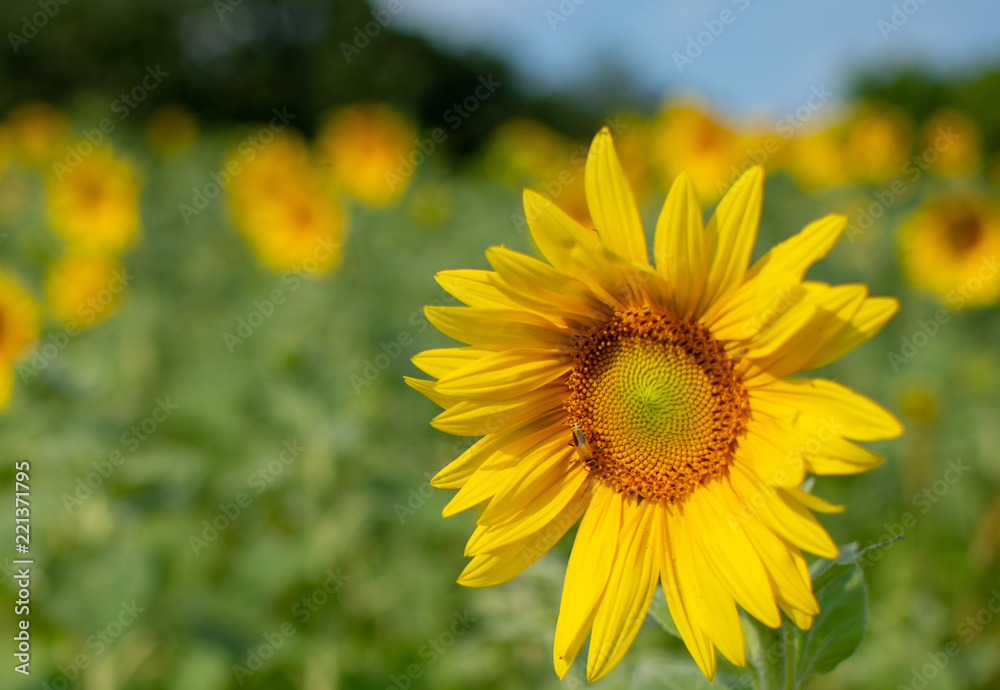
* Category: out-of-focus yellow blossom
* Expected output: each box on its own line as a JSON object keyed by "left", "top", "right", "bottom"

{"left": 316, "top": 103, "right": 415, "bottom": 206}
{"left": 0, "top": 270, "right": 40, "bottom": 408}
{"left": 899, "top": 194, "right": 1000, "bottom": 308}
{"left": 786, "top": 127, "right": 852, "bottom": 189}
{"left": 146, "top": 105, "right": 199, "bottom": 158}
{"left": 45, "top": 254, "right": 128, "bottom": 326}
{"left": 921, "top": 109, "right": 981, "bottom": 177}
{"left": 6, "top": 102, "right": 71, "bottom": 167}
{"left": 46, "top": 146, "right": 140, "bottom": 253}
{"left": 484, "top": 118, "right": 592, "bottom": 227}
{"left": 236, "top": 185, "right": 343, "bottom": 272}
{"left": 227, "top": 130, "right": 343, "bottom": 272}
{"left": 228, "top": 130, "right": 312, "bottom": 214}
{"left": 484, "top": 118, "right": 574, "bottom": 188}
{"left": 648, "top": 104, "right": 745, "bottom": 203}
{"left": 844, "top": 103, "right": 912, "bottom": 182}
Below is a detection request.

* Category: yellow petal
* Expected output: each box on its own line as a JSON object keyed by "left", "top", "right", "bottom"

{"left": 691, "top": 482, "right": 781, "bottom": 628}
{"left": 404, "top": 376, "right": 462, "bottom": 410}
{"left": 486, "top": 246, "right": 604, "bottom": 320}
{"left": 740, "top": 517, "right": 819, "bottom": 617}
{"left": 669, "top": 503, "right": 746, "bottom": 666}
{"left": 523, "top": 188, "right": 600, "bottom": 274}
{"left": 431, "top": 413, "right": 564, "bottom": 488}
{"left": 424, "top": 306, "right": 571, "bottom": 351}
{"left": 703, "top": 213, "right": 845, "bottom": 341}
{"left": 468, "top": 454, "right": 590, "bottom": 552}
{"left": 653, "top": 172, "right": 707, "bottom": 319}
{"left": 698, "top": 166, "right": 764, "bottom": 314}
{"left": 742, "top": 284, "right": 869, "bottom": 382}
{"left": 585, "top": 127, "right": 648, "bottom": 265}
{"left": 782, "top": 486, "right": 844, "bottom": 515}
{"left": 411, "top": 347, "right": 489, "bottom": 379}
{"left": 657, "top": 504, "right": 718, "bottom": 679}
{"left": 434, "top": 348, "right": 571, "bottom": 401}
{"left": 752, "top": 378, "right": 903, "bottom": 441}
{"left": 730, "top": 464, "right": 837, "bottom": 559}
{"left": 587, "top": 499, "right": 660, "bottom": 681}
{"left": 458, "top": 491, "right": 590, "bottom": 588}
{"left": 430, "top": 385, "right": 565, "bottom": 436}
{"left": 553, "top": 484, "right": 623, "bottom": 679}
{"left": 435, "top": 269, "right": 518, "bottom": 309}
{"left": 807, "top": 296, "right": 899, "bottom": 369}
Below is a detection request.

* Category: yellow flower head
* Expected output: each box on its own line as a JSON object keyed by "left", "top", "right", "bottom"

{"left": 6, "top": 101, "right": 71, "bottom": 167}
{"left": 146, "top": 104, "right": 199, "bottom": 158}
{"left": 649, "top": 104, "right": 746, "bottom": 203}
{"left": 0, "top": 270, "right": 40, "bottom": 408}
{"left": 786, "top": 127, "right": 851, "bottom": 189}
{"left": 46, "top": 146, "right": 140, "bottom": 253}
{"left": 316, "top": 103, "right": 415, "bottom": 206}
{"left": 227, "top": 130, "right": 343, "bottom": 272}
{"left": 921, "top": 109, "right": 981, "bottom": 177}
{"left": 238, "top": 185, "right": 344, "bottom": 272}
{"left": 844, "top": 103, "right": 912, "bottom": 182}
{"left": 409, "top": 128, "right": 903, "bottom": 682}
{"left": 484, "top": 118, "right": 591, "bottom": 227}
{"left": 45, "top": 254, "right": 127, "bottom": 326}
{"left": 899, "top": 194, "right": 1000, "bottom": 308}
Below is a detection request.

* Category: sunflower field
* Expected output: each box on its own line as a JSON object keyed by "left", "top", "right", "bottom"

{"left": 1, "top": 1, "right": 1000, "bottom": 689}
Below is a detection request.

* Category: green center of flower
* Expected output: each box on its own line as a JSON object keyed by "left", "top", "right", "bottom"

{"left": 566, "top": 308, "right": 747, "bottom": 502}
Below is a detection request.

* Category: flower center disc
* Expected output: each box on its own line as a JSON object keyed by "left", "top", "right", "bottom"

{"left": 566, "top": 308, "right": 748, "bottom": 502}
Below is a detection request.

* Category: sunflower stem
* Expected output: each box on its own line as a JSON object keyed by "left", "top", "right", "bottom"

{"left": 783, "top": 624, "right": 795, "bottom": 690}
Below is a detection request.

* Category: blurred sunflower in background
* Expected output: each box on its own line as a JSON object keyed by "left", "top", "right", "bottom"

{"left": 648, "top": 104, "right": 746, "bottom": 203}
{"left": 227, "top": 130, "right": 344, "bottom": 272}
{"left": 6, "top": 101, "right": 71, "bottom": 167}
{"left": 899, "top": 194, "right": 1000, "bottom": 308}
{"left": 45, "top": 145, "right": 140, "bottom": 253}
{"left": 316, "top": 103, "right": 415, "bottom": 206}
{"left": 921, "top": 108, "right": 981, "bottom": 177}
{"left": 0, "top": 270, "right": 40, "bottom": 408}
{"left": 409, "top": 128, "right": 903, "bottom": 681}
{"left": 843, "top": 103, "right": 913, "bottom": 182}
{"left": 44, "top": 253, "right": 127, "bottom": 326}
{"left": 786, "top": 127, "right": 852, "bottom": 189}
{"left": 484, "top": 118, "right": 592, "bottom": 226}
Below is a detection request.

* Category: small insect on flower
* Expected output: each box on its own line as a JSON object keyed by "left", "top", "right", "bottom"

{"left": 571, "top": 423, "right": 593, "bottom": 462}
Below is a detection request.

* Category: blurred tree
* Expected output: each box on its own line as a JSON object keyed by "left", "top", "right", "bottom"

{"left": 0, "top": 0, "right": 604, "bottom": 155}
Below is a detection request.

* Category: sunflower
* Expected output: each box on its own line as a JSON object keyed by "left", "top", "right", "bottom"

{"left": 226, "top": 131, "right": 344, "bottom": 272}
{"left": 45, "top": 253, "right": 127, "bottom": 326}
{"left": 649, "top": 104, "right": 748, "bottom": 203}
{"left": 408, "top": 128, "right": 903, "bottom": 681}
{"left": 843, "top": 103, "right": 912, "bottom": 183}
{"left": 920, "top": 109, "right": 981, "bottom": 178}
{"left": 899, "top": 194, "right": 1000, "bottom": 308}
{"left": 6, "top": 101, "right": 71, "bottom": 167}
{"left": 46, "top": 146, "right": 140, "bottom": 253}
{"left": 315, "top": 103, "right": 415, "bottom": 206}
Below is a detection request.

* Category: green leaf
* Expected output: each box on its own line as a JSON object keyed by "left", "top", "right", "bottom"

{"left": 794, "top": 543, "right": 871, "bottom": 684}
{"left": 646, "top": 542, "right": 875, "bottom": 690}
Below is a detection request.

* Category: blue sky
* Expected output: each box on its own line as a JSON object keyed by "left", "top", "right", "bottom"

{"left": 377, "top": 0, "right": 1000, "bottom": 120}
